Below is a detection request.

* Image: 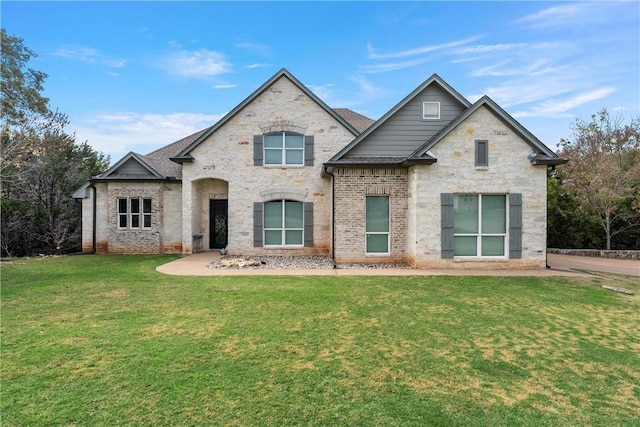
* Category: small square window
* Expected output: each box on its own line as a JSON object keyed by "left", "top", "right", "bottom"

{"left": 423, "top": 102, "right": 440, "bottom": 120}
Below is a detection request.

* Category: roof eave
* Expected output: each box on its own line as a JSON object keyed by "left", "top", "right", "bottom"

{"left": 170, "top": 155, "right": 194, "bottom": 165}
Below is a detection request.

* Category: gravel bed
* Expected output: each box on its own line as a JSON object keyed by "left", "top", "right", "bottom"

{"left": 208, "top": 255, "right": 412, "bottom": 270}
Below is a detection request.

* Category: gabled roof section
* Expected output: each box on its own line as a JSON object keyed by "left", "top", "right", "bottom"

{"left": 410, "top": 95, "right": 562, "bottom": 160}
{"left": 97, "top": 152, "right": 165, "bottom": 180}
{"left": 171, "top": 68, "right": 361, "bottom": 163}
{"left": 328, "top": 74, "right": 471, "bottom": 163}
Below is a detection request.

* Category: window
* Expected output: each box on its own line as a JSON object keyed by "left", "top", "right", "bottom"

{"left": 264, "top": 132, "right": 304, "bottom": 165}
{"left": 366, "top": 196, "right": 389, "bottom": 254}
{"left": 475, "top": 140, "right": 488, "bottom": 167}
{"left": 264, "top": 200, "right": 304, "bottom": 246}
{"left": 423, "top": 102, "right": 440, "bottom": 120}
{"left": 453, "top": 194, "right": 506, "bottom": 257}
{"left": 117, "top": 197, "right": 152, "bottom": 229}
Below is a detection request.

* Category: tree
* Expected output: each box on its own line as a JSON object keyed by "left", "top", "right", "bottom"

{"left": 1, "top": 29, "right": 53, "bottom": 179}
{"left": 558, "top": 109, "right": 640, "bottom": 250}
{"left": 1, "top": 30, "right": 109, "bottom": 257}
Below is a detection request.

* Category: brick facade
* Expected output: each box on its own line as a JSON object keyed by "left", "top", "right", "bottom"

{"left": 87, "top": 181, "right": 182, "bottom": 254}
{"left": 333, "top": 168, "right": 408, "bottom": 264}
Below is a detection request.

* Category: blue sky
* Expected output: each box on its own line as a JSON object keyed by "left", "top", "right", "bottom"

{"left": 3, "top": 1, "right": 639, "bottom": 164}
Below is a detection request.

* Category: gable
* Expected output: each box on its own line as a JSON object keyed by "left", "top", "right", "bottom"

{"left": 410, "top": 96, "right": 565, "bottom": 164}
{"left": 345, "top": 84, "right": 467, "bottom": 158}
{"left": 329, "top": 74, "right": 470, "bottom": 162}
{"left": 98, "top": 152, "right": 164, "bottom": 180}
{"left": 172, "top": 69, "right": 360, "bottom": 163}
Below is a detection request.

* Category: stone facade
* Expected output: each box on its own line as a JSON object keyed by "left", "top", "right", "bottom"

{"left": 180, "top": 76, "right": 355, "bottom": 255}
{"left": 76, "top": 70, "right": 560, "bottom": 269}
{"left": 333, "top": 168, "right": 408, "bottom": 263}
{"left": 407, "top": 106, "right": 548, "bottom": 268}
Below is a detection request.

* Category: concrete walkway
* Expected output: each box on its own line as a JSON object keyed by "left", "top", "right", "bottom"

{"left": 155, "top": 252, "right": 620, "bottom": 277}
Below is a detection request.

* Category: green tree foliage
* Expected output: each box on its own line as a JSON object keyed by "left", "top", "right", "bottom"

{"left": 557, "top": 109, "right": 640, "bottom": 250}
{"left": 547, "top": 173, "right": 601, "bottom": 249}
{"left": 1, "top": 30, "right": 109, "bottom": 256}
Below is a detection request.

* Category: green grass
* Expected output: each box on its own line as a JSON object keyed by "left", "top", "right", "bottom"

{"left": 2, "top": 255, "right": 639, "bottom": 426}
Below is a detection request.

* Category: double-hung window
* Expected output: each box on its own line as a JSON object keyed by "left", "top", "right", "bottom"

{"left": 264, "top": 200, "right": 304, "bottom": 246}
{"left": 366, "top": 195, "right": 390, "bottom": 254}
{"left": 264, "top": 132, "right": 304, "bottom": 165}
{"left": 117, "top": 197, "right": 152, "bottom": 230}
{"left": 453, "top": 194, "right": 506, "bottom": 257}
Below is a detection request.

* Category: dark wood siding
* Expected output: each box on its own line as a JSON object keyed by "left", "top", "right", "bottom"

{"left": 345, "top": 84, "right": 466, "bottom": 158}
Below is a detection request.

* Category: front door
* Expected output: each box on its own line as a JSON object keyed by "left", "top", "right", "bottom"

{"left": 209, "top": 200, "right": 228, "bottom": 249}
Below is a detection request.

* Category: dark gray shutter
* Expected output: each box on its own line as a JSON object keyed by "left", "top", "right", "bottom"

{"left": 253, "top": 202, "right": 263, "bottom": 247}
{"left": 441, "top": 193, "right": 454, "bottom": 258}
{"left": 304, "top": 202, "right": 313, "bottom": 247}
{"left": 475, "top": 140, "right": 488, "bottom": 167}
{"left": 509, "top": 193, "right": 522, "bottom": 259}
{"left": 253, "top": 135, "right": 263, "bottom": 166}
{"left": 304, "top": 136, "right": 314, "bottom": 166}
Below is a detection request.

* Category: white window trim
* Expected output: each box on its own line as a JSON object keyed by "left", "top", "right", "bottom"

{"left": 453, "top": 194, "right": 508, "bottom": 259}
{"left": 263, "top": 132, "right": 305, "bottom": 166}
{"left": 422, "top": 102, "right": 440, "bottom": 120}
{"left": 117, "top": 197, "right": 152, "bottom": 230}
{"left": 365, "top": 195, "right": 390, "bottom": 255}
{"left": 263, "top": 199, "right": 304, "bottom": 248}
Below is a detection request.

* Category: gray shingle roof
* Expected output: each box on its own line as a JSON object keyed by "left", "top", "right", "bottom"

{"left": 333, "top": 108, "right": 375, "bottom": 133}
{"left": 141, "top": 128, "right": 208, "bottom": 179}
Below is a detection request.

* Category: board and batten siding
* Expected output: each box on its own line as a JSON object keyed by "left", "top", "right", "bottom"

{"left": 345, "top": 84, "right": 466, "bottom": 158}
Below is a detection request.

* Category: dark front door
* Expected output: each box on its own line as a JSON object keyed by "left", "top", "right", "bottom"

{"left": 209, "top": 200, "right": 228, "bottom": 249}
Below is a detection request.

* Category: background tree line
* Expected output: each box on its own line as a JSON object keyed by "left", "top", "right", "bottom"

{"left": 548, "top": 109, "right": 640, "bottom": 250}
{"left": 1, "top": 30, "right": 638, "bottom": 256}
{"left": 1, "top": 30, "right": 109, "bottom": 257}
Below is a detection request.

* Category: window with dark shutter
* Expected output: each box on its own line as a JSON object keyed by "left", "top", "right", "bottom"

{"left": 475, "top": 140, "right": 488, "bottom": 167}
{"left": 441, "top": 193, "right": 455, "bottom": 258}
{"left": 253, "top": 135, "right": 264, "bottom": 166}
{"left": 509, "top": 193, "right": 522, "bottom": 258}
{"left": 304, "top": 136, "right": 314, "bottom": 166}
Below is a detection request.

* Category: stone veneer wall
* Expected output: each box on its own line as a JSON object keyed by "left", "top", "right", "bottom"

{"left": 333, "top": 167, "right": 408, "bottom": 263}
{"left": 407, "top": 106, "right": 549, "bottom": 269}
{"left": 180, "top": 76, "right": 355, "bottom": 255}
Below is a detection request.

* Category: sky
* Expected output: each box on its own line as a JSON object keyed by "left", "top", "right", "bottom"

{"left": 3, "top": 1, "right": 639, "bottom": 164}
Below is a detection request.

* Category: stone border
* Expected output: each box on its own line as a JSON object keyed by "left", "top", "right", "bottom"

{"left": 547, "top": 249, "right": 640, "bottom": 260}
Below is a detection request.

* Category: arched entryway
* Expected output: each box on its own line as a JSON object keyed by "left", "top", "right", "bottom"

{"left": 191, "top": 178, "right": 229, "bottom": 251}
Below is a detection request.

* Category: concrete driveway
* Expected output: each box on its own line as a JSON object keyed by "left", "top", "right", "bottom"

{"left": 546, "top": 253, "right": 639, "bottom": 276}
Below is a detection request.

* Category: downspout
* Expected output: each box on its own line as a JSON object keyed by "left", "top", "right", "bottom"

{"left": 324, "top": 165, "right": 337, "bottom": 269}
{"left": 90, "top": 180, "right": 97, "bottom": 254}
{"left": 332, "top": 171, "right": 336, "bottom": 269}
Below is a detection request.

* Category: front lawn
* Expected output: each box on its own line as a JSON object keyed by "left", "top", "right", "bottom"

{"left": 1, "top": 255, "right": 638, "bottom": 426}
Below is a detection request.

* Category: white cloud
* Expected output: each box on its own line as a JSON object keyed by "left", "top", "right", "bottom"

{"left": 73, "top": 112, "right": 224, "bottom": 162}
{"left": 366, "top": 36, "right": 482, "bottom": 60}
{"left": 246, "top": 63, "right": 271, "bottom": 69}
{"left": 163, "top": 49, "right": 232, "bottom": 79}
{"left": 54, "top": 46, "right": 126, "bottom": 68}
{"left": 513, "top": 87, "right": 616, "bottom": 118}
{"left": 359, "top": 56, "right": 435, "bottom": 74}
{"left": 513, "top": 4, "right": 583, "bottom": 29}
{"left": 213, "top": 84, "right": 237, "bottom": 89}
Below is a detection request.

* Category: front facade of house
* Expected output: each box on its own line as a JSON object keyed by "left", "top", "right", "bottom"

{"left": 74, "top": 69, "right": 566, "bottom": 268}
